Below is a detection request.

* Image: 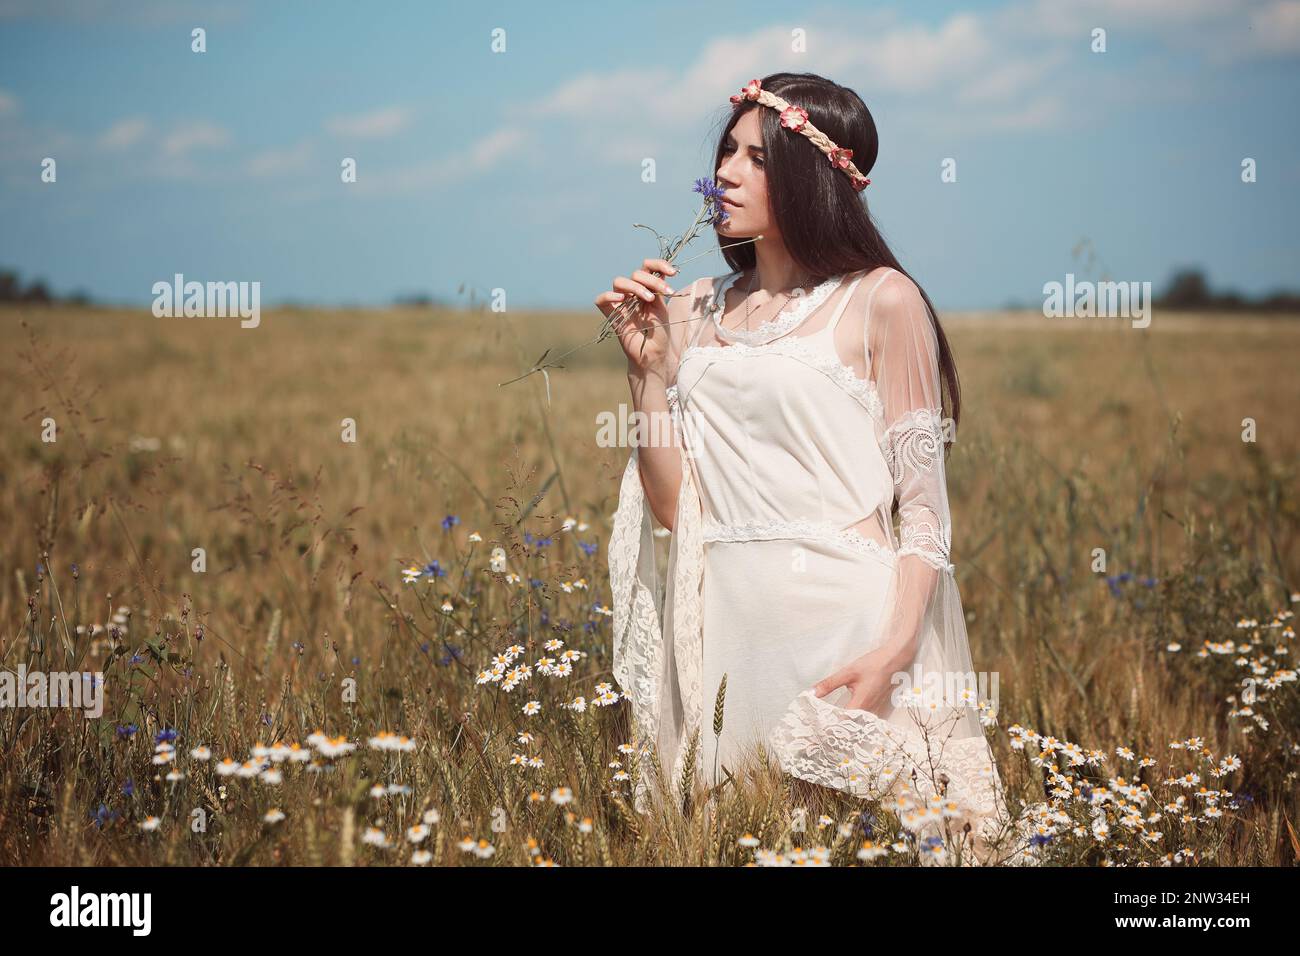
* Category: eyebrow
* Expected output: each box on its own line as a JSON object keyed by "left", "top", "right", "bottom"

{"left": 725, "top": 134, "right": 764, "bottom": 154}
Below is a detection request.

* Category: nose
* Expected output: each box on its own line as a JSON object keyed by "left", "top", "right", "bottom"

{"left": 716, "top": 154, "right": 739, "bottom": 189}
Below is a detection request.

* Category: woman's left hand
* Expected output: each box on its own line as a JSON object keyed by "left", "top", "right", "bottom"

{"left": 811, "top": 645, "right": 909, "bottom": 716}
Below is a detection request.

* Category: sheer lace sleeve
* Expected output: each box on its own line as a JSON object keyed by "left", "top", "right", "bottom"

{"left": 868, "top": 272, "right": 954, "bottom": 669}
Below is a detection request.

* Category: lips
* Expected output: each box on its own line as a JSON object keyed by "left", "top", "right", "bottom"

{"left": 722, "top": 197, "right": 742, "bottom": 208}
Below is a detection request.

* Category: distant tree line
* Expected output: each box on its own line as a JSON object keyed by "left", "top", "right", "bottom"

{"left": 0, "top": 268, "right": 93, "bottom": 305}
{"left": 4, "top": 264, "right": 1294, "bottom": 313}
{"left": 1154, "top": 267, "right": 1300, "bottom": 312}
{"left": 1003, "top": 267, "right": 1300, "bottom": 313}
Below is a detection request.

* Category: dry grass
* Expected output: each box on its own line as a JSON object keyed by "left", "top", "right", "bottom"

{"left": 0, "top": 300, "right": 1296, "bottom": 866}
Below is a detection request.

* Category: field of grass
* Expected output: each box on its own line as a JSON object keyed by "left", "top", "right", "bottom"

{"left": 1, "top": 298, "right": 1297, "bottom": 866}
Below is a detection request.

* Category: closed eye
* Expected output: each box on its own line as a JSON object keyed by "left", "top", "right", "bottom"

{"left": 722, "top": 142, "right": 764, "bottom": 168}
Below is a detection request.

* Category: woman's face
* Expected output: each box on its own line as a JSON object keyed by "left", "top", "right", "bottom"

{"left": 715, "top": 109, "right": 775, "bottom": 240}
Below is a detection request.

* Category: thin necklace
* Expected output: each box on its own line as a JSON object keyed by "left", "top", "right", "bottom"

{"left": 740, "top": 268, "right": 811, "bottom": 332}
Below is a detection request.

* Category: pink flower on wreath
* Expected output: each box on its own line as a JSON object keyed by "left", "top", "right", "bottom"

{"left": 779, "top": 105, "right": 809, "bottom": 131}
{"left": 851, "top": 174, "right": 872, "bottom": 191}
{"left": 729, "top": 78, "right": 763, "bottom": 104}
{"left": 828, "top": 146, "right": 855, "bottom": 170}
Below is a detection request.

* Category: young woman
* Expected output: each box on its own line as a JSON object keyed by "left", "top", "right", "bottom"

{"left": 597, "top": 72, "right": 1008, "bottom": 849}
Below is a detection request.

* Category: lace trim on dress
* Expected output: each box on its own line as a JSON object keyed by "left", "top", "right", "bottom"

{"left": 665, "top": 384, "right": 681, "bottom": 425}
{"left": 608, "top": 451, "right": 667, "bottom": 760}
{"left": 768, "top": 688, "right": 1008, "bottom": 842}
{"left": 898, "top": 518, "right": 954, "bottom": 572}
{"left": 702, "top": 516, "right": 897, "bottom": 564}
{"left": 608, "top": 442, "right": 708, "bottom": 812}
{"left": 710, "top": 272, "right": 844, "bottom": 347}
{"left": 681, "top": 338, "right": 885, "bottom": 422}
{"left": 882, "top": 406, "right": 955, "bottom": 572}
{"left": 882, "top": 406, "right": 946, "bottom": 487}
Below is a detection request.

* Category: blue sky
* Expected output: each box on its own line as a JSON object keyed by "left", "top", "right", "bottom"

{"left": 1, "top": 0, "right": 1297, "bottom": 310}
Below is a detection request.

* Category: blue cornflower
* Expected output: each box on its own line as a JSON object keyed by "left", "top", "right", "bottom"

{"left": 122, "top": 779, "right": 134, "bottom": 797}
{"left": 692, "top": 178, "right": 729, "bottom": 225}
{"left": 93, "top": 805, "right": 118, "bottom": 829}
{"left": 420, "top": 642, "right": 430, "bottom": 654}
{"left": 1030, "top": 832, "right": 1053, "bottom": 847}
{"left": 116, "top": 724, "right": 138, "bottom": 738}
{"left": 692, "top": 177, "right": 723, "bottom": 201}
{"left": 1140, "top": 576, "right": 1157, "bottom": 588}
{"left": 442, "top": 514, "right": 460, "bottom": 530}
{"left": 692, "top": 177, "right": 727, "bottom": 204}
{"left": 529, "top": 577, "right": 544, "bottom": 589}
{"left": 583, "top": 621, "right": 597, "bottom": 634}
{"left": 352, "top": 656, "right": 360, "bottom": 666}
{"left": 129, "top": 654, "right": 143, "bottom": 665}
{"left": 422, "top": 560, "right": 446, "bottom": 578}
{"left": 154, "top": 728, "right": 178, "bottom": 745}
{"left": 578, "top": 540, "right": 598, "bottom": 557}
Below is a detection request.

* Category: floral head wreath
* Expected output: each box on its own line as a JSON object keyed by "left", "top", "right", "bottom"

{"left": 729, "top": 78, "right": 871, "bottom": 192}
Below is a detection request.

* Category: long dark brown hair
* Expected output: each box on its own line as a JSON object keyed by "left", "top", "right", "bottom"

{"left": 713, "top": 71, "right": 961, "bottom": 436}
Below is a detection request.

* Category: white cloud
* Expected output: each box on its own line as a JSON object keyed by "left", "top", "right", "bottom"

{"left": 860, "top": 14, "right": 993, "bottom": 93}
{"left": 97, "top": 116, "right": 151, "bottom": 150}
{"left": 1247, "top": 0, "right": 1300, "bottom": 55}
{"left": 522, "top": 0, "right": 1297, "bottom": 163}
{"left": 1001, "top": 0, "right": 1300, "bottom": 61}
{"left": 956, "top": 49, "right": 1069, "bottom": 105}
{"left": 523, "top": 9, "right": 1070, "bottom": 160}
{"left": 984, "top": 93, "right": 1065, "bottom": 130}
{"left": 162, "top": 121, "right": 231, "bottom": 157}
{"left": 354, "top": 124, "right": 529, "bottom": 196}
{"left": 325, "top": 106, "right": 412, "bottom": 139}
{"left": 246, "top": 139, "right": 315, "bottom": 178}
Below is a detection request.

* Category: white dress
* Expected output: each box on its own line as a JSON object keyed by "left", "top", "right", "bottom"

{"left": 608, "top": 265, "right": 1007, "bottom": 838}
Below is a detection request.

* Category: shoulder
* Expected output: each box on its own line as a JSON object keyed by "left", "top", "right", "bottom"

{"left": 870, "top": 268, "right": 920, "bottom": 307}
{"left": 669, "top": 273, "right": 732, "bottom": 332}
{"left": 668, "top": 274, "right": 724, "bottom": 317}
{"left": 664, "top": 273, "right": 723, "bottom": 367}
{"left": 863, "top": 270, "right": 936, "bottom": 373}
{"left": 869, "top": 269, "right": 928, "bottom": 330}
{"left": 840, "top": 267, "right": 921, "bottom": 323}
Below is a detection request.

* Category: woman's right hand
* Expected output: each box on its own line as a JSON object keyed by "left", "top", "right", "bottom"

{"left": 595, "top": 257, "right": 678, "bottom": 378}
